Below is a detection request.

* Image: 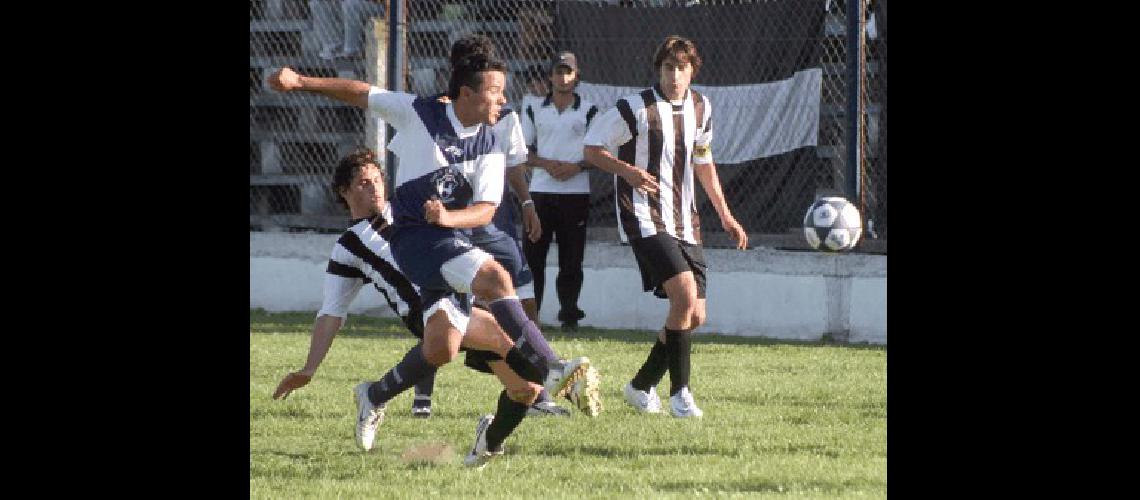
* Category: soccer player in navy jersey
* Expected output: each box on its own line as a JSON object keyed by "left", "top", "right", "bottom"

{"left": 269, "top": 44, "right": 592, "bottom": 468}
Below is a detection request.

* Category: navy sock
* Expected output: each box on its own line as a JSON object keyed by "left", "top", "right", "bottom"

{"left": 489, "top": 298, "right": 559, "bottom": 365}
{"left": 630, "top": 336, "right": 669, "bottom": 392}
{"left": 485, "top": 389, "right": 528, "bottom": 452}
{"left": 664, "top": 328, "right": 692, "bottom": 396}
{"left": 366, "top": 343, "right": 435, "bottom": 405}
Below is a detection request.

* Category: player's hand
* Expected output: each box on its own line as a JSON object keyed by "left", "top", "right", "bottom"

{"left": 424, "top": 198, "right": 450, "bottom": 227}
{"left": 544, "top": 161, "right": 563, "bottom": 180}
{"left": 437, "top": 95, "right": 451, "bottom": 104}
{"left": 268, "top": 67, "right": 302, "bottom": 92}
{"left": 722, "top": 215, "right": 748, "bottom": 250}
{"left": 272, "top": 371, "right": 313, "bottom": 400}
{"left": 553, "top": 162, "right": 581, "bottom": 181}
{"left": 621, "top": 166, "right": 658, "bottom": 195}
{"left": 522, "top": 202, "right": 542, "bottom": 242}
{"left": 506, "top": 382, "right": 542, "bottom": 406}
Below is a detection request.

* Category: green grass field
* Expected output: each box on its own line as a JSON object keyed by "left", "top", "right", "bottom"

{"left": 250, "top": 309, "right": 886, "bottom": 499}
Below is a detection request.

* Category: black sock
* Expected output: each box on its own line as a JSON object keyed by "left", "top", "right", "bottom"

{"left": 366, "top": 343, "right": 435, "bottom": 405}
{"left": 664, "top": 328, "right": 692, "bottom": 396}
{"left": 630, "top": 335, "right": 669, "bottom": 392}
{"left": 413, "top": 368, "right": 435, "bottom": 407}
{"left": 485, "top": 389, "right": 529, "bottom": 452}
{"left": 414, "top": 368, "right": 435, "bottom": 398}
{"left": 505, "top": 347, "right": 545, "bottom": 384}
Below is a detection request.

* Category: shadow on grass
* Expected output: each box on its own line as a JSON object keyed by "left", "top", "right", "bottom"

{"left": 250, "top": 308, "right": 884, "bottom": 351}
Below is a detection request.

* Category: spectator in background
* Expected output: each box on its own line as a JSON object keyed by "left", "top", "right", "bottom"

{"left": 520, "top": 52, "right": 598, "bottom": 331}
{"left": 310, "top": 0, "right": 387, "bottom": 60}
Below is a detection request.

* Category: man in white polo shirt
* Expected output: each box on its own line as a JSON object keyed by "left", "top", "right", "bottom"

{"left": 520, "top": 51, "right": 598, "bottom": 331}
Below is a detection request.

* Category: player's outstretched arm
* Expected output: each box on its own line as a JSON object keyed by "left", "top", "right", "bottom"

{"left": 267, "top": 67, "right": 371, "bottom": 109}
{"left": 694, "top": 162, "right": 747, "bottom": 250}
{"left": 272, "top": 315, "right": 344, "bottom": 400}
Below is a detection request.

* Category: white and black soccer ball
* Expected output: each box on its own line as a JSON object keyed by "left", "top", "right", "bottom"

{"left": 803, "top": 197, "right": 862, "bottom": 252}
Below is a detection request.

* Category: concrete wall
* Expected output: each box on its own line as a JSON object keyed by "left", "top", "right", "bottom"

{"left": 250, "top": 233, "right": 886, "bottom": 344}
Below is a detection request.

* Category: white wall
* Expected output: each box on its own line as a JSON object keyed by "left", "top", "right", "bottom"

{"left": 250, "top": 233, "right": 886, "bottom": 344}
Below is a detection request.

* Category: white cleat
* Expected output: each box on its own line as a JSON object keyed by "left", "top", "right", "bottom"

{"left": 544, "top": 357, "right": 592, "bottom": 399}
{"left": 567, "top": 365, "right": 603, "bottom": 417}
{"left": 623, "top": 382, "right": 662, "bottom": 414}
{"left": 669, "top": 386, "right": 703, "bottom": 418}
{"left": 463, "top": 414, "right": 502, "bottom": 468}
{"left": 353, "top": 382, "right": 386, "bottom": 450}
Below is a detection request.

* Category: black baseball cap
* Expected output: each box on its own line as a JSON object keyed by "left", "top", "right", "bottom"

{"left": 550, "top": 51, "right": 579, "bottom": 73}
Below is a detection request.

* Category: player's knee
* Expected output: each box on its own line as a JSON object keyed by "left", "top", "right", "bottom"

{"left": 473, "top": 260, "right": 513, "bottom": 299}
{"left": 668, "top": 291, "right": 698, "bottom": 318}
{"left": 422, "top": 342, "right": 457, "bottom": 366}
{"left": 690, "top": 309, "right": 706, "bottom": 328}
{"left": 422, "top": 324, "right": 460, "bottom": 366}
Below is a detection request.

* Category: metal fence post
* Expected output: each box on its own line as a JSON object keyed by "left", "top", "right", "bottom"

{"left": 845, "top": 0, "right": 863, "bottom": 203}
{"left": 384, "top": 0, "right": 406, "bottom": 188}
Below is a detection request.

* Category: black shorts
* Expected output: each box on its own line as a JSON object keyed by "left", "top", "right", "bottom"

{"left": 630, "top": 233, "right": 707, "bottom": 299}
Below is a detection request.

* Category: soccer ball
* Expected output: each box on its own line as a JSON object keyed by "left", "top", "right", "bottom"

{"left": 803, "top": 197, "right": 862, "bottom": 252}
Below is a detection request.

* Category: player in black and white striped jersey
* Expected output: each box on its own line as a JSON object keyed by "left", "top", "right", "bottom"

{"left": 585, "top": 35, "right": 748, "bottom": 419}
{"left": 271, "top": 149, "right": 550, "bottom": 435}
{"left": 317, "top": 188, "right": 437, "bottom": 417}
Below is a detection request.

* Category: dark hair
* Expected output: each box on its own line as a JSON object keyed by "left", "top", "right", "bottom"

{"left": 447, "top": 52, "right": 507, "bottom": 99}
{"left": 331, "top": 147, "right": 383, "bottom": 209}
{"left": 449, "top": 34, "right": 496, "bottom": 68}
{"left": 653, "top": 35, "right": 702, "bottom": 77}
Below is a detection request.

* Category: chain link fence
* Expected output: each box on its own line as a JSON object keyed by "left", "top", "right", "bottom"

{"left": 250, "top": 0, "right": 886, "bottom": 248}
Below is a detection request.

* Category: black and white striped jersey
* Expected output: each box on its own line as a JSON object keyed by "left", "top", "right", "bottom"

{"left": 585, "top": 85, "right": 713, "bottom": 245}
{"left": 318, "top": 209, "right": 423, "bottom": 330}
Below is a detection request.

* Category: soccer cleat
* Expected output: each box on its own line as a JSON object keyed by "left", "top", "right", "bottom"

{"left": 623, "top": 382, "right": 662, "bottom": 414}
{"left": 411, "top": 395, "right": 432, "bottom": 418}
{"left": 567, "top": 365, "right": 603, "bottom": 417}
{"left": 669, "top": 386, "right": 704, "bottom": 418}
{"left": 543, "top": 357, "right": 591, "bottom": 400}
{"left": 463, "top": 414, "right": 502, "bottom": 468}
{"left": 353, "top": 382, "right": 386, "bottom": 450}
{"left": 527, "top": 400, "right": 571, "bottom": 417}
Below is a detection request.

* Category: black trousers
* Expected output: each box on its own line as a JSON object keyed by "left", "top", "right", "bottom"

{"left": 522, "top": 192, "right": 589, "bottom": 321}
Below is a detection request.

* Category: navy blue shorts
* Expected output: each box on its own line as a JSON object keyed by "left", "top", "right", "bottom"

{"left": 389, "top": 224, "right": 482, "bottom": 323}
{"left": 466, "top": 232, "right": 534, "bottom": 289}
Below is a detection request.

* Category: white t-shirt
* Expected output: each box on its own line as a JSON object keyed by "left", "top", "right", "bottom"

{"left": 521, "top": 93, "right": 598, "bottom": 194}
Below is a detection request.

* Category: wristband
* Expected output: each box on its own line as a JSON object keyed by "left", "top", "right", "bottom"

{"left": 521, "top": 199, "right": 535, "bottom": 208}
